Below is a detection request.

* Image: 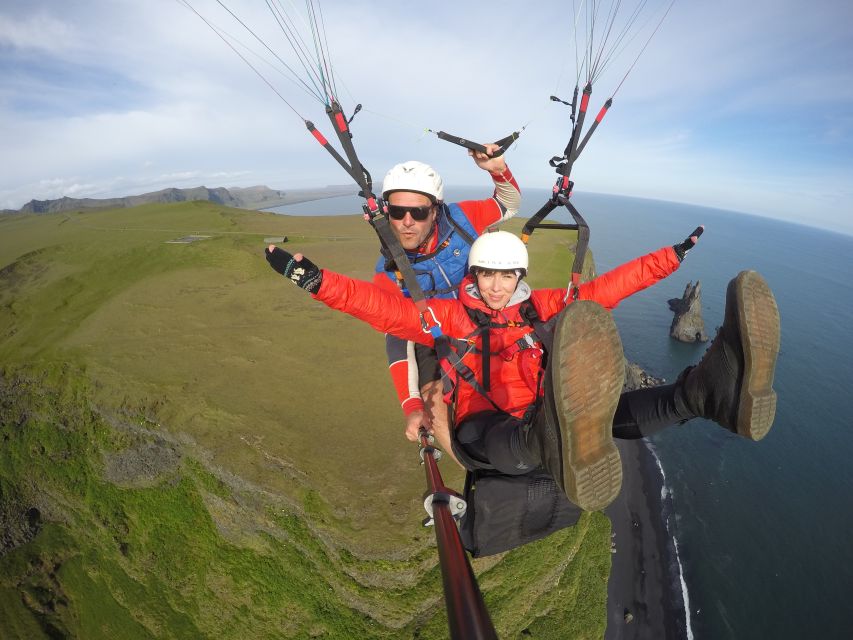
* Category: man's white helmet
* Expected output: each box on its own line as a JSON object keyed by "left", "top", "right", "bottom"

{"left": 382, "top": 161, "right": 444, "bottom": 203}
{"left": 468, "top": 230, "right": 528, "bottom": 274}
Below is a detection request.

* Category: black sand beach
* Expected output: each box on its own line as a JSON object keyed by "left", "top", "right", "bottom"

{"left": 604, "top": 439, "right": 687, "bottom": 639}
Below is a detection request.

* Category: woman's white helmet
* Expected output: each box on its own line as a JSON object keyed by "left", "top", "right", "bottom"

{"left": 382, "top": 161, "right": 444, "bottom": 203}
{"left": 468, "top": 230, "right": 528, "bottom": 275}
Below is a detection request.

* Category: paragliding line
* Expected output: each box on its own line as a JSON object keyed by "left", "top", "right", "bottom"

{"left": 177, "top": 0, "right": 312, "bottom": 117}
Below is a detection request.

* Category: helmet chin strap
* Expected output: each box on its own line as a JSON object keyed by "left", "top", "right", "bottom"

{"left": 416, "top": 224, "right": 436, "bottom": 254}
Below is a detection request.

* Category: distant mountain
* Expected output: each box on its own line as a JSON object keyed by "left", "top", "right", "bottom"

{"left": 2, "top": 184, "right": 357, "bottom": 215}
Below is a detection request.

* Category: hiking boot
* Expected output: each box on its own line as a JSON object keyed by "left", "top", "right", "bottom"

{"left": 535, "top": 300, "right": 624, "bottom": 511}
{"left": 677, "top": 270, "right": 781, "bottom": 440}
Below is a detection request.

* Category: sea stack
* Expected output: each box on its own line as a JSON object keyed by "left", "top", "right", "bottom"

{"left": 668, "top": 281, "right": 708, "bottom": 343}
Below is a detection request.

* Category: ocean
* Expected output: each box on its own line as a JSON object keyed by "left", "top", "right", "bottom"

{"left": 268, "top": 188, "right": 853, "bottom": 638}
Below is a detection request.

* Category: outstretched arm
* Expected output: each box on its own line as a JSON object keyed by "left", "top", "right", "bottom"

{"left": 532, "top": 226, "right": 705, "bottom": 318}
{"left": 266, "top": 246, "right": 458, "bottom": 345}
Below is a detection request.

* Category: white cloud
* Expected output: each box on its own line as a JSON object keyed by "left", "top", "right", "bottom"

{"left": 0, "top": 10, "right": 80, "bottom": 55}
{"left": 1, "top": 0, "right": 851, "bottom": 234}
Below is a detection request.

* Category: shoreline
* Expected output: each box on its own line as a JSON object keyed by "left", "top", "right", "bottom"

{"left": 604, "top": 439, "right": 689, "bottom": 639}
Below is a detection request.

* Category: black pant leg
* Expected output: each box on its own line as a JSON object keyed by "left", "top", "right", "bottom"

{"left": 612, "top": 383, "right": 694, "bottom": 439}
{"left": 454, "top": 411, "right": 539, "bottom": 475}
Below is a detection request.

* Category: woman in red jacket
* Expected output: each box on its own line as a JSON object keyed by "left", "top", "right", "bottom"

{"left": 265, "top": 230, "right": 780, "bottom": 511}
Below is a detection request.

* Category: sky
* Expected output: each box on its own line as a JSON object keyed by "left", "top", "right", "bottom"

{"left": 1, "top": 0, "right": 852, "bottom": 235}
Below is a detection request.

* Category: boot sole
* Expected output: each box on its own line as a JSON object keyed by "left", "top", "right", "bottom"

{"left": 551, "top": 301, "right": 624, "bottom": 511}
{"left": 733, "top": 271, "right": 781, "bottom": 440}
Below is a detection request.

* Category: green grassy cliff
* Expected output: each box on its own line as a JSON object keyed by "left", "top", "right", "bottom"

{"left": 0, "top": 202, "right": 609, "bottom": 638}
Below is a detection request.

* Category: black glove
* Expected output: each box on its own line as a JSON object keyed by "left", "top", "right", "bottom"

{"left": 265, "top": 247, "right": 323, "bottom": 294}
{"left": 673, "top": 226, "right": 704, "bottom": 262}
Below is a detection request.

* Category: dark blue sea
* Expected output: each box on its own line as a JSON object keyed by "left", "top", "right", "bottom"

{"left": 269, "top": 188, "right": 853, "bottom": 638}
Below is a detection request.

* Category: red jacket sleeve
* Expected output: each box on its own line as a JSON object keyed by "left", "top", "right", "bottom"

{"left": 457, "top": 166, "right": 521, "bottom": 234}
{"left": 532, "top": 246, "right": 681, "bottom": 320}
{"left": 372, "top": 270, "right": 401, "bottom": 293}
{"left": 313, "top": 271, "right": 467, "bottom": 346}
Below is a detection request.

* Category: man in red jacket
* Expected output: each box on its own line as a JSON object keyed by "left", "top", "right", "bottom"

{"left": 265, "top": 230, "right": 780, "bottom": 511}
{"left": 374, "top": 148, "right": 520, "bottom": 467}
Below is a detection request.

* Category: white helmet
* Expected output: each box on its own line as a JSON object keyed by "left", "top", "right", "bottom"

{"left": 382, "top": 161, "right": 444, "bottom": 203}
{"left": 468, "top": 230, "right": 528, "bottom": 274}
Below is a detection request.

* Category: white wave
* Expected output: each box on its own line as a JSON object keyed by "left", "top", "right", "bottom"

{"left": 645, "top": 441, "right": 694, "bottom": 640}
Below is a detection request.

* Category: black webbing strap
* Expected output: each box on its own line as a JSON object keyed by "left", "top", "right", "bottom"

{"left": 370, "top": 212, "right": 432, "bottom": 308}
{"left": 519, "top": 181, "right": 589, "bottom": 291}
{"left": 521, "top": 198, "right": 560, "bottom": 240}
{"left": 434, "top": 336, "right": 504, "bottom": 415}
{"left": 385, "top": 239, "right": 449, "bottom": 269}
{"left": 325, "top": 101, "right": 372, "bottom": 196}
{"left": 435, "top": 130, "right": 521, "bottom": 158}
{"left": 565, "top": 83, "right": 592, "bottom": 169}
{"left": 518, "top": 301, "right": 556, "bottom": 359}
{"left": 481, "top": 327, "right": 490, "bottom": 392}
{"left": 564, "top": 199, "right": 590, "bottom": 288}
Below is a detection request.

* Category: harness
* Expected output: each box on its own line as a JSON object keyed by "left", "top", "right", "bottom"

{"left": 375, "top": 203, "right": 477, "bottom": 299}
{"left": 440, "top": 299, "right": 557, "bottom": 422}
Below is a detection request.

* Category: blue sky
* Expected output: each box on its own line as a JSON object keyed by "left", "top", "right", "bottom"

{"left": 1, "top": 0, "right": 852, "bottom": 235}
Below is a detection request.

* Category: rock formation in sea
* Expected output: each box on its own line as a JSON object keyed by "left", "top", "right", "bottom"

{"left": 668, "top": 281, "right": 708, "bottom": 343}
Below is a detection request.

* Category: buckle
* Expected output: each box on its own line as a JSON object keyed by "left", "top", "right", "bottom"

{"left": 420, "top": 307, "right": 442, "bottom": 334}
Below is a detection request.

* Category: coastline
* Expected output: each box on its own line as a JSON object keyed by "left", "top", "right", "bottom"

{"left": 604, "top": 439, "right": 689, "bottom": 639}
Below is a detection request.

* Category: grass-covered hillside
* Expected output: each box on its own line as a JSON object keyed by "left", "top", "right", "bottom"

{"left": 0, "top": 202, "right": 610, "bottom": 639}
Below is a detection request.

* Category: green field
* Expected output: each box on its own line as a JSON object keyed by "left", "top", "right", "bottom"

{"left": 0, "top": 202, "right": 608, "bottom": 638}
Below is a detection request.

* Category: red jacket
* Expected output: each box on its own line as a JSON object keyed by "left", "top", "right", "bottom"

{"left": 315, "top": 246, "right": 680, "bottom": 424}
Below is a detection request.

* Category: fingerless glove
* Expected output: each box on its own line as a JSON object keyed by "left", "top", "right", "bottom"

{"left": 673, "top": 226, "right": 704, "bottom": 262}
{"left": 265, "top": 247, "right": 323, "bottom": 294}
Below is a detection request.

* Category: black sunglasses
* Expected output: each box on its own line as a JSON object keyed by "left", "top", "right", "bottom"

{"left": 387, "top": 204, "right": 434, "bottom": 221}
